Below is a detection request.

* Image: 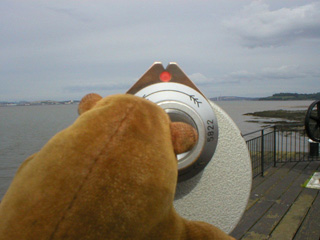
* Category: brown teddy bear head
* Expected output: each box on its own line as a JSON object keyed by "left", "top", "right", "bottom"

{"left": 0, "top": 93, "right": 201, "bottom": 239}
{"left": 78, "top": 93, "right": 198, "bottom": 156}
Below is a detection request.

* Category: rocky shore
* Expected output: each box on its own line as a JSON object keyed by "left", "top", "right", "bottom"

{"left": 244, "top": 110, "right": 307, "bottom": 130}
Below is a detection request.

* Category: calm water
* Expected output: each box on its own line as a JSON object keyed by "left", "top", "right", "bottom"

{"left": 0, "top": 100, "right": 313, "bottom": 199}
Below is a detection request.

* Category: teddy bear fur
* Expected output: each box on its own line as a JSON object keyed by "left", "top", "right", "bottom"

{"left": 0, "top": 94, "right": 234, "bottom": 240}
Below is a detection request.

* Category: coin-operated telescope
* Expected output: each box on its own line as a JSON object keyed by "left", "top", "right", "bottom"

{"left": 305, "top": 100, "right": 320, "bottom": 143}
{"left": 305, "top": 100, "right": 320, "bottom": 157}
{"left": 127, "top": 62, "right": 252, "bottom": 233}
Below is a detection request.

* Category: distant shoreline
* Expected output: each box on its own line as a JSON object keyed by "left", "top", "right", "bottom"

{"left": 1, "top": 98, "right": 316, "bottom": 107}
{"left": 2, "top": 92, "right": 319, "bottom": 107}
{"left": 0, "top": 100, "right": 79, "bottom": 107}
{"left": 259, "top": 92, "right": 320, "bottom": 101}
{"left": 211, "top": 92, "right": 320, "bottom": 101}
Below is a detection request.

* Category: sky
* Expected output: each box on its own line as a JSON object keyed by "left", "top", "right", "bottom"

{"left": 1, "top": 0, "right": 320, "bottom": 101}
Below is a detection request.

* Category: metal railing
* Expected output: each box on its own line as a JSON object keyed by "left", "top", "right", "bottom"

{"left": 244, "top": 124, "right": 320, "bottom": 178}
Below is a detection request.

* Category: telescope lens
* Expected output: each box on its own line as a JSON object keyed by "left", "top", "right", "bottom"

{"left": 166, "top": 109, "right": 197, "bottom": 131}
{"left": 165, "top": 108, "right": 199, "bottom": 164}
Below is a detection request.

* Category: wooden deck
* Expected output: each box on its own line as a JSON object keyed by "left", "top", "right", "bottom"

{"left": 230, "top": 161, "right": 320, "bottom": 240}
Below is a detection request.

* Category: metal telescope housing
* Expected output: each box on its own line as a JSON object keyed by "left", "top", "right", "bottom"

{"left": 127, "top": 62, "right": 219, "bottom": 182}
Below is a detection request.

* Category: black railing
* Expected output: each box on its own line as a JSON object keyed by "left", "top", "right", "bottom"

{"left": 244, "top": 124, "right": 320, "bottom": 178}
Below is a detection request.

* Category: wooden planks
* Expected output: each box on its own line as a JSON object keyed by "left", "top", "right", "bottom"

{"left": 269, "top": 188, "right": 317, "bottom": 240}
{"left": 231, "top": 161, "right": 320, "bottom": 240}
{"left": 294, "top": 187, "right": 320, "bottom": 239}
{"left": 231, "top": 162, "right": 298, "bottom": 239}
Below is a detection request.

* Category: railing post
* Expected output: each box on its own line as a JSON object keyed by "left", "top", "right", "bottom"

{"left": 274, "top": 126, "right": 277, "bottom": 167}
{"left": 261, "top": 129, "right": 264, "bottom": 177}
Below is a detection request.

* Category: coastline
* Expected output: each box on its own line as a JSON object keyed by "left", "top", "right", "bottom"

{"left": 0, "top": 100, "right": 79, "bottom": 107}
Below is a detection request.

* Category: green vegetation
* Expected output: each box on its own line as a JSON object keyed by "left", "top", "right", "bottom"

{"left": 260, "top": 92, "right": 320, "bottom": 101}
{"left": 244, "top": 110, "right": 307, "bottom": 131}
{"left": 244, "top": 110, "right": 306, "bottom": 122}
{"left": 302, "top": 174, "right": 314, "bottom": 188}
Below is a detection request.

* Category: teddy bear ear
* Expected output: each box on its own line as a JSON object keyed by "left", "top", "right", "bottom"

{"left": 78, "top": 93, "right": 103, "bottom": 115}
{"left": 170, "top": 122, "right": 198, "bottom": 155}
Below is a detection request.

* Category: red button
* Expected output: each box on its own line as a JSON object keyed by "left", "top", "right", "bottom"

{"left": 160, "top": 71, "right": 171, "bottom": 82}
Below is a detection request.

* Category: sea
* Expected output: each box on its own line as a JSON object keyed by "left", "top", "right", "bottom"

{"left": 0, "top": 100, "right": 313, "bottom": 199}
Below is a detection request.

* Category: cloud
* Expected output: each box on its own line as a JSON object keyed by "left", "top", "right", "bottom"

{"left": 189, "top": 72, "right": 245, "bottom": 86}
{"left": 222, "top": 65, "right": 319, "bottom": 83}
{"left": 260, "top": 65, "right": 308, "bottom": 79}
{"left": 64, "top": 81, "right": 132, "bottom": 93}
{"left": 189, "top": 73, "right": 213, "bottom": 85}
{"left": 228, "top": 70, "right": 255, "bottom": 80}
{"left": 224, "top": 1, "right": 320, "bottom": 48}
{"left": 1, "top": 1, "right": 319, "bottom": 101}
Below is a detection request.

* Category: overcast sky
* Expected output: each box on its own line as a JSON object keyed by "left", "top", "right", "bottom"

{"left": 1, "top": 0, "right": 319, "bottom": 101}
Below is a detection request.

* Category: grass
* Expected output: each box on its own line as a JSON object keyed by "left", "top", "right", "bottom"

{"left": 244, "top": 110, "right": 307, "bottom": 122}
{"left": 302, "top": 175, "right": 313, "bottom": 188}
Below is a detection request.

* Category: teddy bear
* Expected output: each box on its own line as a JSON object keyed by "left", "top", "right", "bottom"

{"left": 0, "top": 93, "right": 234, "bottom": 240}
